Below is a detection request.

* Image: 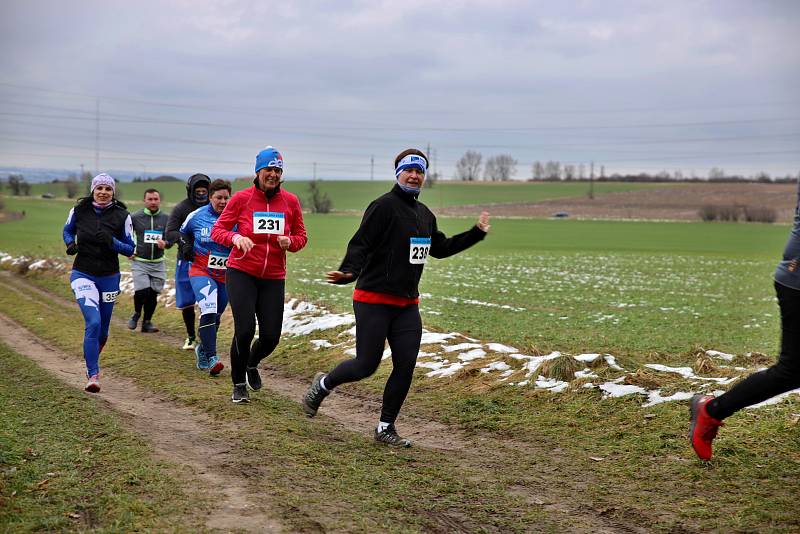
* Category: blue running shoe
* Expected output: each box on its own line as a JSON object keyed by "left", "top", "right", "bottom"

{"left": 195, "top": 344, "right": 210, "bottom": 370}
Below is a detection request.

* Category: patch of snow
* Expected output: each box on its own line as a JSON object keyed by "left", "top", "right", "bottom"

{"left": 599, "top": 382, "right": 647, "bottom": 398}
{"left": 480, "top": 361, "right": 511, "bottom": 373}
{"left": 457, "top": 348, "right": 487, "bottom": 361}
{"left": 442, "top": 342, "right": 483, "bottom": 353}
{"left": 535, "top": 376, "right": 569, "bottom": 393}
{"left": 706, "top": 350, "right": 735, "bottom": 361}
{"left": 485, "top": 343, "right": 518, "bottom": 353}
{"left": 642, "top": 390, "right": 694, "bottom": 407}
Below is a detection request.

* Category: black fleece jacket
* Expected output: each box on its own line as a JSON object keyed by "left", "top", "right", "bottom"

{"left": 336, "top": 184, "right": 486, "bottom": 298}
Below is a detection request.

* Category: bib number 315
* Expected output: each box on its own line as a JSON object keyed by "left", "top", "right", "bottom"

{"left": 409, "top": 237, "right": 431, "bottom": 265}
{"left": 253, "top": 212, "right": 285, "bottom": 235}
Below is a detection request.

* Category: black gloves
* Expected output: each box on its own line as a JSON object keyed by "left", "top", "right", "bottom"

{"left": 66, "top": 242, "right": 78, "bottom": 255}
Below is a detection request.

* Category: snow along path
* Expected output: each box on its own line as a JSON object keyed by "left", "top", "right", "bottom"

{"left": 2, "top": 269, "right": 665, "bottom": 533}
{"left": 0, "top": 271, "right": 468, "bottom": 452}
{"left": 4, "top": 250, "right": 799, "bottom": 408}
{"left": 0, "top": 312, "right": 283, "bottom": 533}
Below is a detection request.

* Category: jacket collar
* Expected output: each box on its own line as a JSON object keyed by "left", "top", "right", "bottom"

{"left": 391, "top": 183, "right": 418, "bottom": 204}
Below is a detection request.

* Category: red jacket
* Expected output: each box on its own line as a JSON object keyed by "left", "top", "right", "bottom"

{"left": 211, "top": 185, "right": 307, "bottom": 279}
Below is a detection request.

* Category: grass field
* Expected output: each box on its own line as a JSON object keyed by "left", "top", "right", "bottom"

{"left": 1, "top": 186, "right": 799, "bottom": 532}
{"left": 0, "top": 195, "right": 790, "bottom": 356}
{"left": 24, "top": 179, "right": 671, "bottom": 212}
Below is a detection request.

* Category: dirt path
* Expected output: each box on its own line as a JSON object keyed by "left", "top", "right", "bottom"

{"left": 1, "top": 272, "right": 664, "bottom": 533}
{"left": 0, "top": 312, "right": 283, "bottom": 533}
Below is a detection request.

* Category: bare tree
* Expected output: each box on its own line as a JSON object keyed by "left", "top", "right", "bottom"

{"left": 307, "top": 180, "right": 332, "bottom": 213}
{"left": 708, "top": 167, "right": 726, "bottom": 180}
{"left": 65, "top": 176, "right": 80, "bottom": 198}
{"left": 545, "top": 161, "right": 561, "bottom": 181}
{"left": 531, "top": 161, "right": 545, "bottom": 180}
{"left": 484, "top": 154, "right": 517, "bottom": 181}
{"left": 563, "top": 164, "right": 576, "bottom": 181}
{"left": 455, "top": 150, "right": 483, "bottom": 181}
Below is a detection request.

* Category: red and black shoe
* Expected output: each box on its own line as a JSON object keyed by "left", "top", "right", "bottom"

{"left": 85, "top": 374, "right": 101, "bottom": 393}
{"left": 689, "top": 394, "right": 723, "bottom": 460}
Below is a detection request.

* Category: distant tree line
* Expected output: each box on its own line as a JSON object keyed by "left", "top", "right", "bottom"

{"left": 453, "top": 151, "right": 798, "bottom": 183}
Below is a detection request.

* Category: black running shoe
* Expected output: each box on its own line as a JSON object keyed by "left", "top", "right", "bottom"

{"left": 127, "top": 313, "right": 140, "bottom": 330}
{"left": 140, "top": 320, "right": 159, "bottom": 333}
{"left": 374, "top": 425, "right": 412, "bottom": 448}
{"left": 302, "top": 372, "right": 329, "bottom": 417}
{"left": 246, "top": 366, "right": 262, "bottom": 391}
{"left": 231, "top": 383, "right": 250, "bottom": 403}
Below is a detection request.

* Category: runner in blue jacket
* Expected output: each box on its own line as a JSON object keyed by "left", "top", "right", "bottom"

{"left": 180, "top": 179, "right": 233, "bottom": 376}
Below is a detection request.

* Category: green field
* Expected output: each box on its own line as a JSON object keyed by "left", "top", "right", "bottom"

{"left": 0, "top": 195, "right": 789, "bottom": 356}
{"left": 2, "top": 186, "right": 799, "bottom": 532}
{"left": 24, "top": 179, "right": 671, "bottom": 212}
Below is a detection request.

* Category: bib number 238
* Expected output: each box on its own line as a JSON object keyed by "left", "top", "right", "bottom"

{"left": 253, "top": 212, "right": 285, "bottom": 235}
{"left": 409, "top": 237, "right": 431, "bottom": 265}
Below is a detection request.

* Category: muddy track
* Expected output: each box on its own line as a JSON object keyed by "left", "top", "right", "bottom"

{"left": 1, "top": 271, "right": 674, "bottom": 533}
{"left": 0, "top": 311, "right": 283, "bottom": 533}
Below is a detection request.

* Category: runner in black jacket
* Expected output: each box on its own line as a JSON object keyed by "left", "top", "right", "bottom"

{"left": 303, "top": 148, "right": 490, "bottom": 446}
{"left": 165, "top": 173, "right": 210, "bottom": 349}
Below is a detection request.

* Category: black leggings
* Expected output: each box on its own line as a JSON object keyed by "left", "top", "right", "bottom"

{"left": 326, "top": 301, "right": 422, "bottom": 424}
{"left": 709, "top": 281, "right": 800, "bottom": 420}
{"left": 226, "top": 267, "right": 285, "bottom": 385}
{"left": 134, "top": 288, "right": 159, "bottom": 321}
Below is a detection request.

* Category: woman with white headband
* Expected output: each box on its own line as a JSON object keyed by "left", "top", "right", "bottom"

{"left": 303, "top": 148, "right": 490, "bottom": 447}
{"left": 62, "top": 173, "right": 135, "bottom": 393}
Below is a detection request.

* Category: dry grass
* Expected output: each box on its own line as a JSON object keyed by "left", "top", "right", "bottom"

{"left": 623, "top": 368, "right": 679, "bottom": 390}
{"left": 539, "top": 354, "right": 581, "bottom": 382}
{"left": 693, "top": 354, "right": 721, "bottom": 375}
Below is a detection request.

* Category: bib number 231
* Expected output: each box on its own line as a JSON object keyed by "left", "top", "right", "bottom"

{"left": 409, "top": 237, "right": 431, "bottom": 265}
{"left": 253, "top": 212, "right": 285, "bottom": 235}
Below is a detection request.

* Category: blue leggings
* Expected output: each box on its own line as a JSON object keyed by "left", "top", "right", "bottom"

{"left": 190, "top": 275, "right": 228, "bottom": 358}
{"left": 70, "top": 270, "right": 121, "bottom": 377}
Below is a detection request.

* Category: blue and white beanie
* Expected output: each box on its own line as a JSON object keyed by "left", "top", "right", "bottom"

{"left": 255, "top": 146, "right": 284, "bottom": 173}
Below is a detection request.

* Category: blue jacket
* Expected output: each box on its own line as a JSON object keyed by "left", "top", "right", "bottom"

{"left": 775, "top": 180, "right": 800, "bottom": 290}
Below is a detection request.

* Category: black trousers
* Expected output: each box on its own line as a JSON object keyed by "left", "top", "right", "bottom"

{"left": 226, "top": 267, "right": 285, "bottom": 385}
{"left": 709, "top": 281, "right": 800, "bottom": 420}
{"left": 326, "top": 301, "right": 422, "bottom": 424}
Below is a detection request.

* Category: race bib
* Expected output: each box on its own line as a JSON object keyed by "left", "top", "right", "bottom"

{"left": 208, "top": 252, "right": 229, "bottom": 270}
{"left": 409, "top": 237, "right": 431, "bottom": 265}
{"left": 253, "top": 212, "right": 285, "bottom": 235}
{"left": 143, "top": 230, "right": 162, "bottom": 244}
{"left": 101, "top": 291, "right": 119, "bottom": 303}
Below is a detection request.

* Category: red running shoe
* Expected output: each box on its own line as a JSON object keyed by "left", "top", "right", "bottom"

{"left": 85, "top": 374, "right": 101, "bottom": 393}
{"left": 689, "top": 394, "right": 723, "bottom": 460}
{"left": 208, "top": 356, "right": 224, "bottom": 376}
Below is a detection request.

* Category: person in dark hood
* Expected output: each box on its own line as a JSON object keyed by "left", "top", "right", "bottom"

{"left": 166, "top": 173, "right": 211, "bottom": 350}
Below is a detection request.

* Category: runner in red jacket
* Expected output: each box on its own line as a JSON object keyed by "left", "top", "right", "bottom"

{"left": 211, "top": 146, "right": 307, "bottom": 403}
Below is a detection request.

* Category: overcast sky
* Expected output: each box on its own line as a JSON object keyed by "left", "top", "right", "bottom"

{"left": 1, "top": 0, "right": 799, "bottom": 180}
